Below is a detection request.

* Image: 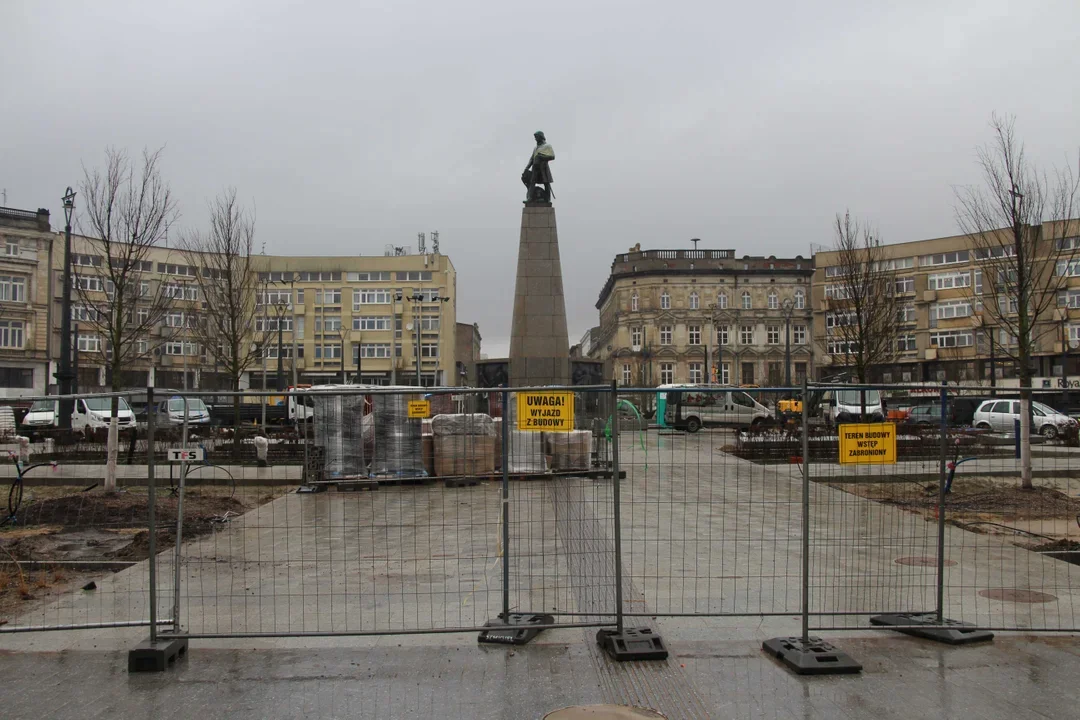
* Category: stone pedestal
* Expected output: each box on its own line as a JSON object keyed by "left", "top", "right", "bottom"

{"left": 509, "top": 202, "right": 570, "bottom": 387}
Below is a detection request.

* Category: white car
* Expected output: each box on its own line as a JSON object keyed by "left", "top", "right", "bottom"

{"left": 21, "top": 398, "right": 137, "bottom": 436}
{"left": 972, "top": 399, "right": 1077, "bottom": 439}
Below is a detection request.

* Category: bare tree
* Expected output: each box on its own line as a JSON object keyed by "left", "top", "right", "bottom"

{"left": 179, "top": 190, "right": 267, "bottom": 449}
{"left": 822, "top": 211, "right": 900, "bottom": 392}
{"left": 76, "top": 148, "right": 177, "bottom": 492}
{"left": 956, "top": 114, "right": 1080, "bottom": 488}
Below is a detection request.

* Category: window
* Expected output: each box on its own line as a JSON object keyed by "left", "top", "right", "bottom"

{"left": 824, "top": 266, "right": 847, "bottom": 277}
{"left": 927, "top": 272, "right": 970, "bottom": 290}
{"left": 897, "top": 305, "right": 916, "bottom": 324}
{"left": 164, "top": 284, "right": 199, "bottom": 301}
{"left": 974, "top": 269, "right": 983, "bottom": 294}
{"left": 0, "top": 320, "right": 24, "bottom": 349}
{"left": 255, "top": 316, "right": 293, "bottom": 332}
{"left": 631, "top": 292, "right": 638, "bottom": 311}
{"left": 354, "top": 316, "right": 392, "bottom": 331}
{"left": 295, "top": 271, "right": 341, "bottom": 282}
{"left": 420, "top": 344, "right": 439, "bottom": 358}
{"left": 660, "top": 325, "right": 672, "bottom": 345}
{"left": 72, "top": 305, "right": 99, "bottom": 322}
{"left": 688, "top": 362, "right": 703, "bottom": 384}
{"left": 257, "top": 271, "right": 294, "bottom": 283}
{"left": 920, "top": 250, "right": 969, "bottom": 266}
{"left": 622, "top": 363, "right": 632, "bottom": 385}
{"left": 717, "top": 292, "right": 728, "bottom": 309}
{"left": 826, "top": 311, "right": 857, "bottom": 330}
{"left": 688, "top": 325, "right": 701, "bottom": 345}
{"left": 157, "top": 262, "right": 196, "bottom": 276}
{"left": 76, "top": 276, "right": 103, "bottom": 292}
{"left": 0, "top": 275, "right": 26, "bottom": 302}
{"left": 74, "top": 254, "right": 102, "bottom": 267}
{"left": 689, "top": 292, "right": 699, "bottom": 310}
{"left": 264, "top": 345, "right": 299, "bottom": 359}
{"left": 794, "top": 362, "right": 807, "bottom": 385}
{"left": 929, "top": 330, "right": 973, "bottom": 348}
{"left": 793, "top": 325, "right": 806, "bottom": 344}
{"left": 893, "top": 277, "right": 915, "bottom": 295}
{"left": 347, "top": 271, "right": 392, "bottom": 282}
{"left": 419, "top": 316, "right": 440, "bottom": 331}
{"left": 974, "top": 245, "right": 1016, "bottom": 260}
{"left": 716, "top": 325, "right": 729, "bottom": 345}
{"left": 1058, "top": 260, "right": 1080, "bottom": 277}
{"left": 998, "top": 296, "right": 1019, "bottom": 315}
{"left": 165, "top": 341, "right": 198, "bottom": 356}
{"left": 355, "top": 289, "right": 393, "bottom": 307}
{"left": 315, "top": 344, "right": 342, "bottom": 359}
{"left": 740, "top": 325, "right": 754, "bottom": 345}
{"left": 315, "top": 315, "right": 342, "bottom": 333}
{"left": 768, "top": 291, "right": 778, "bottom": 310}
{"left": 716, "top": 363, "right": 730, "bottom": 384}
{"left": 357, "top": 343, "right": 392, "bottom": 358}
{"left": 1057, "top": 237, "right": 1080, "bottom": 251}
{"left": 824, "top": 284, "right": 852, "bottom": 300}
{"left": 0, "top": 367, "right": 33, "bottom": 388}
{"left": 315, "top": 289, "right": 342, "bottom": 305}
{"left": 660, "top": 363, "right": 674, "bottom": 385}
{"left": 660, "top": 291, "right": 670, "bottom": 310}
{"left": 164, "top": 311, "right": 188, "bottom": 328}
{"left": 1068, "top": 326, "right": 1080, "bottom": 346}
{"left": 259, "top": 290, "right": 292, "bottom": 306}
{"left": 877, "top": 257, "right": 915, "bottom": 271}
{"left": 932, "top": 300, "right": 973, "bottom": 320}
{"left": 794, "top": 289, "right": 805, "bottom": 309}
{"left": 766, "top": 326, "right": 780, "bottom": 344}
{"left": 4, "top": 240, "right": 19, "bottom": 256}
{"left": 78, "top": 334, "right": 101, "bottom": 353}
{"left": 136, "top": 308, "right": 149, "bottom": 324}
{"left": 741, "top": 291, "right": 752, "bottom": 309}
{"left": 631, "top": 327, "right": 642, "bottom": 347}
{"left": 827, "top": 339, "right": 857, "bottom": 355}
{"left": 397, "top": 271, "right": 433, "bottom": 282}
{"left": 1060, "top": 290, "right": 1080, "bottom": 309}
{"left": 740, "top": 363, "right": 755, "bottom": 385}
{"left": 896, "top": 335, "right": 917, "bottom": 352}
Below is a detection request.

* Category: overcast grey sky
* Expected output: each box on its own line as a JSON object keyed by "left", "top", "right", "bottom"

{"left": 3, "top": 0, "right": 1079, "bottom": 356}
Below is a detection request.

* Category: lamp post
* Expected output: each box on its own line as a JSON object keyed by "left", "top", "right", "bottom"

{"left": 57, "top": 187, "right": 76, "bottom": 428}
{"left": 782, "top": 297, "right": 795, "bottom": 390}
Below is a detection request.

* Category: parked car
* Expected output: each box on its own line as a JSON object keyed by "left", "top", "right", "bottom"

{"left": 906, "top": 405, "right": 940, "bottom": 426}
{"left": 824, "top": 388, "right": 885, "bottom": 424}
{"left": 972, "top": 399, "right": 1077, "bottom": 439}
{"left": 662, "top": 386, "right": 771, "bottom": 432}
{"left": 21, "top": 397, "right": 137, "bottom": 437}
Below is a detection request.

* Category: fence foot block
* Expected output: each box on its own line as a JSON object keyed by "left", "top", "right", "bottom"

{"left": 762, "top": 636, "right": 862, "bottom": 675}
{"left": 596, "top": 627, "right": 669, "bottom": 661}
{"left": 870, "top": 613, "right": 994, "bottom": 645}
{"left": 295, "top": 485, "right": 326, "bottom": 494}
{"left": 128, "top": 636, "right": 188, "bottom": 673}
{"left": 478, "top": 613, "right": 553, "bottom": 645}
{"left": 445, "top": 477, "right": 480, "bottom": 488}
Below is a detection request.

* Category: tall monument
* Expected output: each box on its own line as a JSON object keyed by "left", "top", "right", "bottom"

{"left": 510, "top": 131, "right": 570, "bottom": 386}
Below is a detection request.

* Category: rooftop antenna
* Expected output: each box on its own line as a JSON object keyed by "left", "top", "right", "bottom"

{"left": 261, "top": 241, "right": 266, "bottom": 255}
{"left": 1, "top": 189, "right": 6, "bottom": 206}
{"left": 417, "top": 232, "right": 426, "bottom": 254}
{"left": 431, "top": 230, "right": 440, "bottom": 254}
{"left": 384, "top": 243, "right": 395, "bottom": 257}
{"left": 691, "top": 238, "right": 700, "bottom": 251}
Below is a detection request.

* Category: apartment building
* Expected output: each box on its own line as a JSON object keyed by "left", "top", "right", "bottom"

{"left": 812, "top": 220, "right": 1080, "bottom": 385}
{"left": 593, "top": 247, "right": 814, "bottom": 387}
{"left": 48, "top": 236, "right": 462, "bottom": 391}
{"left": 0, "top": 207, "right": 55, "bottom": 397}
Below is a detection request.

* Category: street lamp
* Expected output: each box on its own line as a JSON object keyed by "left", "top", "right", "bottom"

{"left": 781, "top": 297, "right": 795, "bottom": 390}
{"left": 57, "top": 187, "right": 77, "bottom": 429}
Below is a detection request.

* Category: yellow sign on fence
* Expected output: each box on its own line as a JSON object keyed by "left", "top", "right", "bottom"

{"left": 516, "top": 392, "right": 575, "bottom": 432}
{"left": 838, "top": 423, "right": 897, "bottom": 464}
{"left": 407, "top": 400, "right": 430, "bottom": 419}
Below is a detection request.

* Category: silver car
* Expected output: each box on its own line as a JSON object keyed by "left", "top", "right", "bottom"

{"left": 973, "top": 399, "right": 1077, "bottom": 439}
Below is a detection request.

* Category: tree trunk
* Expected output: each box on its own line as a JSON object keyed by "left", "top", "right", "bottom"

{"left": 232, "top": 375, "right": 242, "bottom": 461}
{"left": 104, "top": 394, "right": 119, "bottom": 493}
{"left": 1019, "top": 385, "right": 1033, "bottom": 489}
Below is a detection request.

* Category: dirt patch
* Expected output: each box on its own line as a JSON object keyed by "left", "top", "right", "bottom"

{"left": 833, "top": 478, "right": 1080, "bottom": 521}
{"left": 1031, "top": 539, "right": 1080, "bottom": 553}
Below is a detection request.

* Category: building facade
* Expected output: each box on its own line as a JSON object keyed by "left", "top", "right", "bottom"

{"left": 47, "top": 236, "right": 463, "bottom": 392}
{"left": 0, "top": 207, "right": 55, "bottom": 397}
{"left": 812, "top": 220, "right": 1080, "bottom": 386}
{"left": 594, "top": 248, "right": 814, "bottom": 387}
{"left": 454, "top": 322, "right": 482, "bottom": 387}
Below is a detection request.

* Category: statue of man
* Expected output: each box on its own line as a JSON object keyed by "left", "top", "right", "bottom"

{"left": 522, "top": 131, "right": 555, "bottom": 202}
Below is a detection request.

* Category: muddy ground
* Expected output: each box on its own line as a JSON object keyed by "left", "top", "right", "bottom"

{"left": 0, "top": 485, "right": 285, "bottom": 623}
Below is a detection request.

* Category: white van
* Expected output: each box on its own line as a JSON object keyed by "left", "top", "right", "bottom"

{"left": 156, "top": 395, "right": 211, "bottom": 428}
{"left": 663, "top": 386, "right": 771, "bottom": 432}
{"left": 825, "top": 388, "right": 885, "bottom": 424}
{"left": 21, "top": 397, "right": 137, "bottom": 436}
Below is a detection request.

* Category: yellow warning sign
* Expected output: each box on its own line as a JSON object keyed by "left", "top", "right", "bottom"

{"left": 838, "top": 423, "right": 897, "bottom": 464}
{"left": 517, "top": 392, "right": 575, "bottom": 432}
{"left": 407, "top": 400, "right": 430, "bottom": 419}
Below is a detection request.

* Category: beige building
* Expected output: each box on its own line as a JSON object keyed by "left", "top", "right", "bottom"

{"left": 593, "top": 247, "right": 814, "bottom": 387}
{"left": 812, "top": 220, "right": 1080, "bottom": 386}
{"left": 0, "top": 207, "right": 56, "bottom": 397}
{"left": 47, "top": 236, "right": 462, "bottom": 391}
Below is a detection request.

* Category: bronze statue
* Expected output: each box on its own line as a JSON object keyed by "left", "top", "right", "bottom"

{"left": 522, "top": 131, "right": 555, "bottom": 203}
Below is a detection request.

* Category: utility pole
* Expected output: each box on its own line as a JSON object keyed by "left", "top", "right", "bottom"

{"left": 57, "top": 187, "right": 76, "bottom": 428}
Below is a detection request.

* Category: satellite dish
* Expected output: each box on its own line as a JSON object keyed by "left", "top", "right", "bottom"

{"left": 406, "top": 323, "right": 414, "bottom": 331}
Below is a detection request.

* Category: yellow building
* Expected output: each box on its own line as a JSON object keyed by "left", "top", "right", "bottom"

{"left": 47, "top": 237, "right": 460, "bottom": 391}
{"left": 0, "top": 207, "right": 55, "bottom": 398}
